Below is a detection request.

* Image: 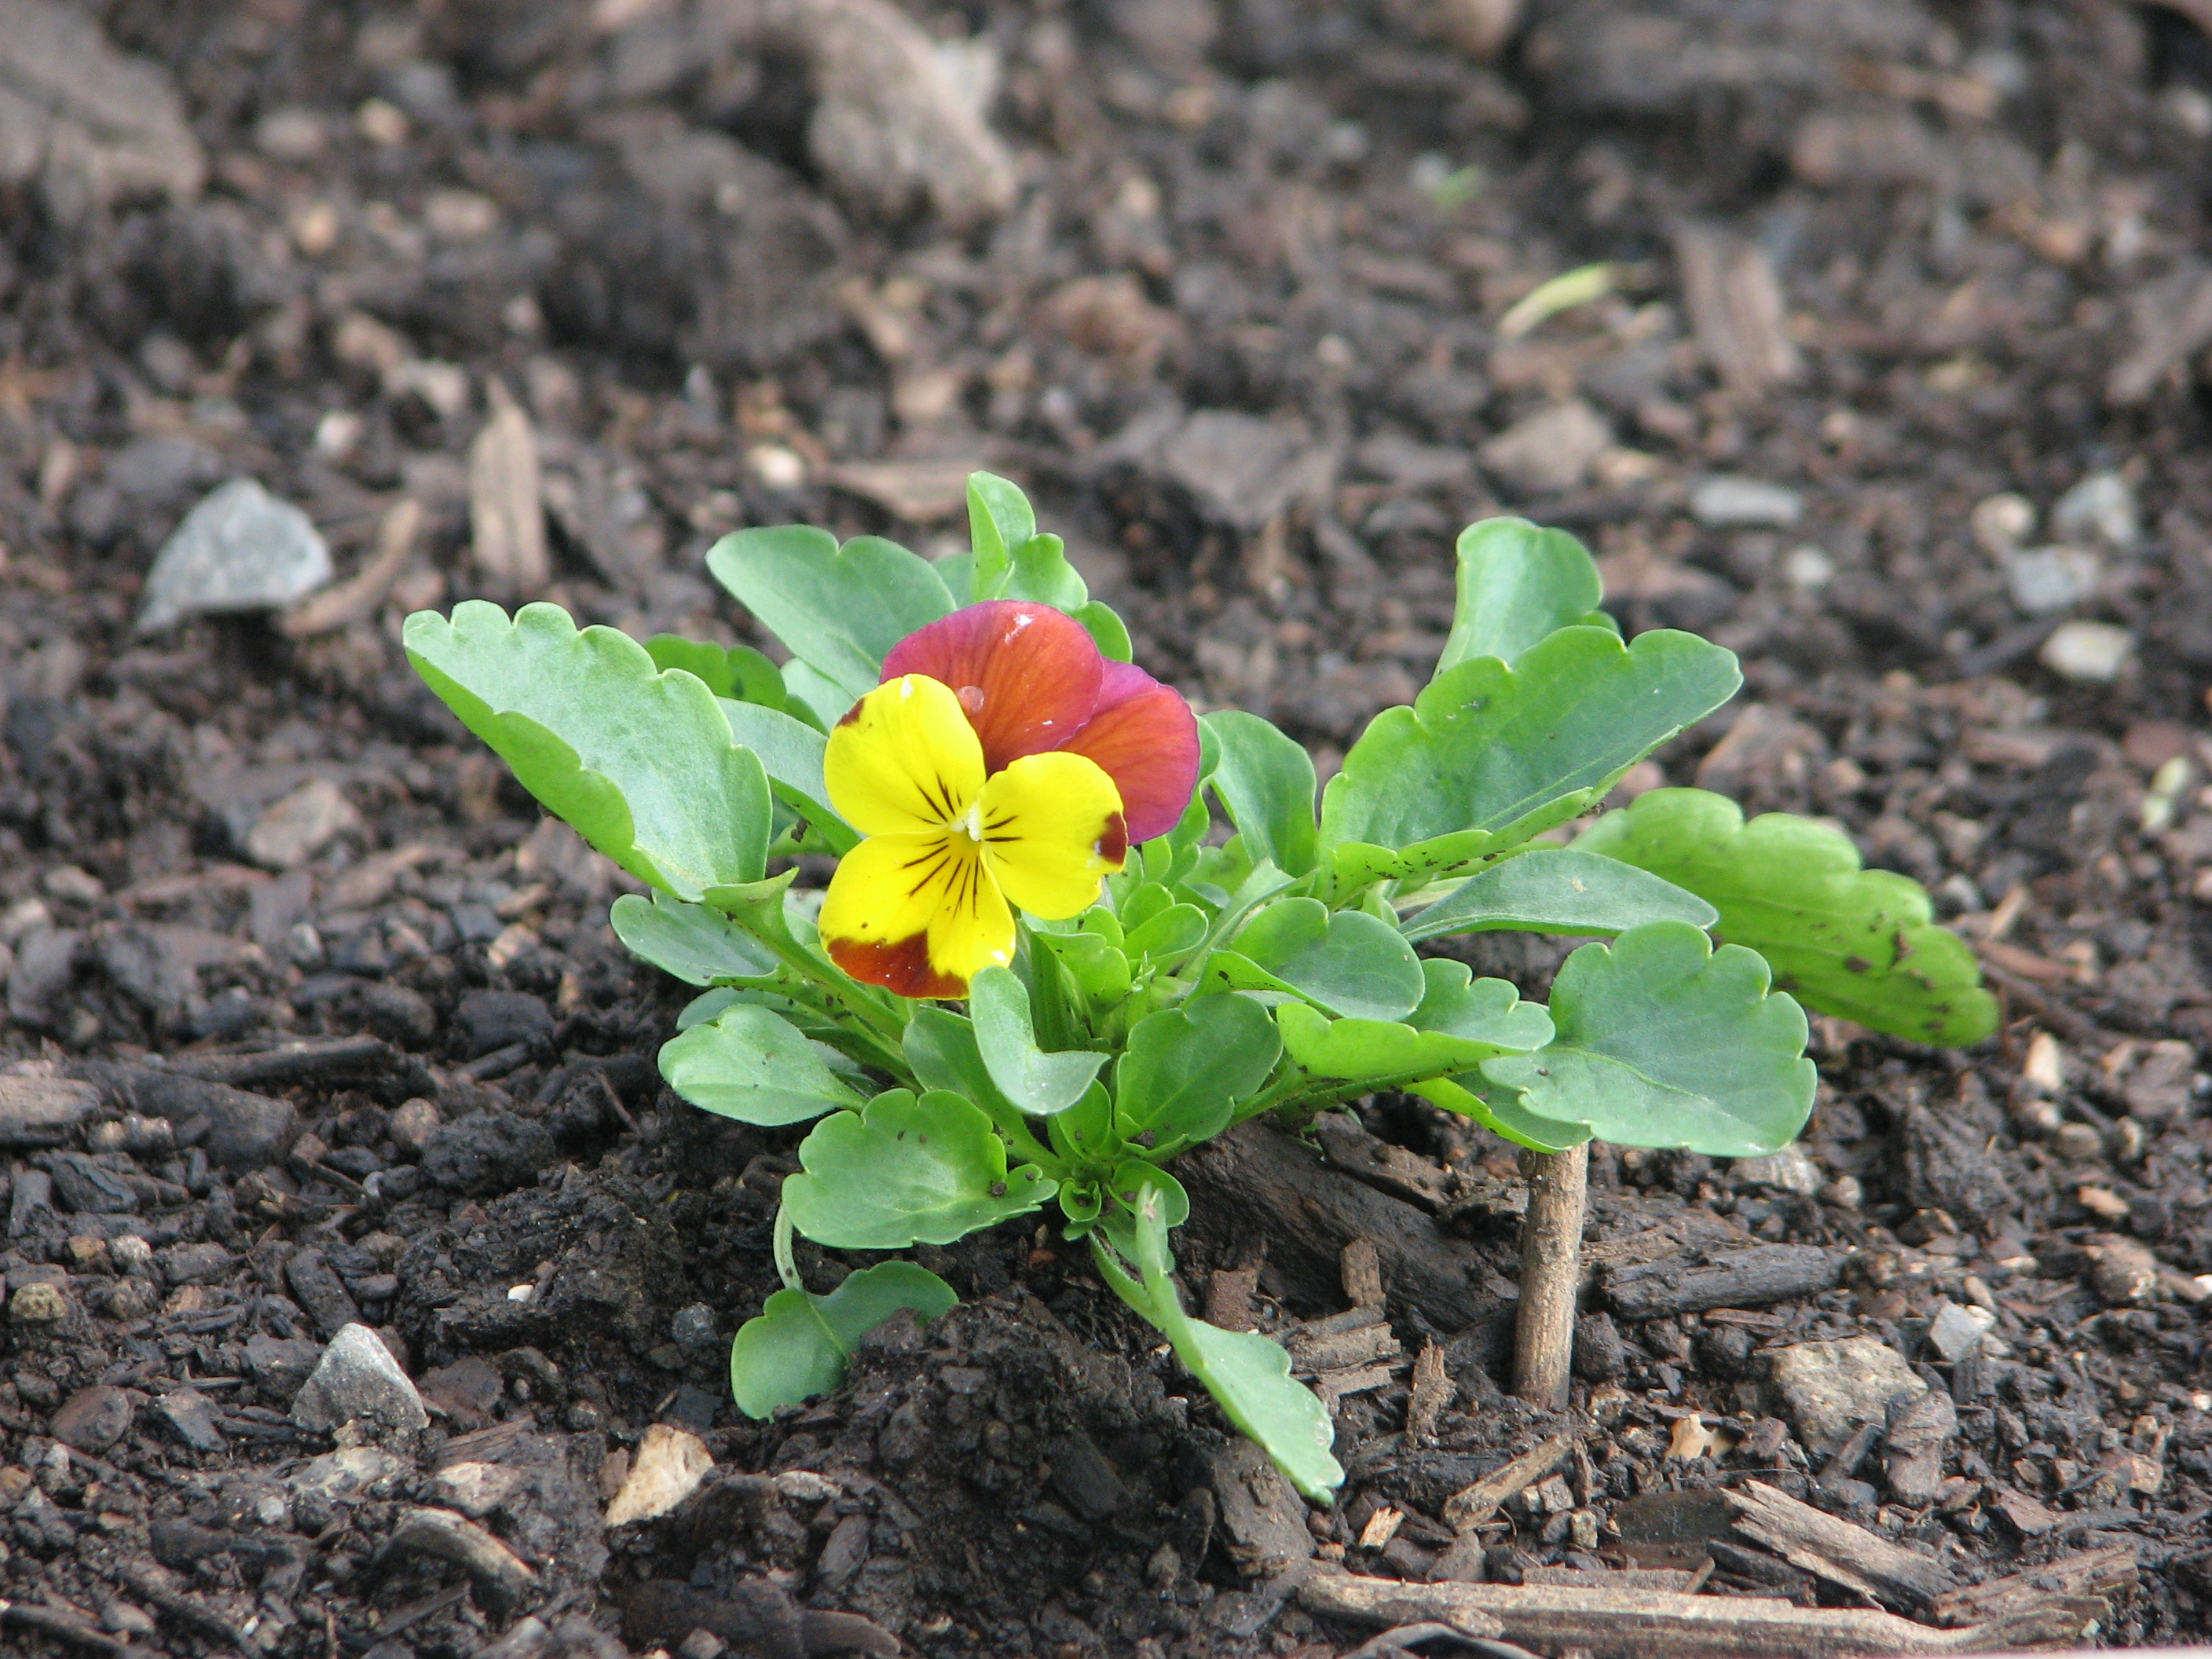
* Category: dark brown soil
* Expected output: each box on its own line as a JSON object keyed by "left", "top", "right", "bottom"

{"left": 5, "top": 1, "right": 2212, "bottom": 1655}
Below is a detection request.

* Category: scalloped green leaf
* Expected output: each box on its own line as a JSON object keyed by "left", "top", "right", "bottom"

{"left": 1203, "top": 710, "right": 1319, "bottom": 878}
{"left": 1320, "top": 625, "right": 1741, "bottom": 856}
{"left": 967, "top": 471, "right": 1036, "bottom": 599}
{"left": 612, "top": 892, "right": 778, "bottom": 986}
{"left": 659, "top": 1002, "right": 866, "bottom": 1126}
{"left": 1478, "top": 920, "right": 1815, "bottom": 1158}
{"left": 971, "top": 965, "right": 1110, "bottom": 1116}
{"left": 783, "top": 1090, "right": 1056, "bottom": 1248}
{"left": 1439, "top": 516, "right": 1610, "bottom": 673}
{"left": 1116, "top": 994, "right": 1281, "bottom": 1148}
{"left": 1401, "top": 848, "right": 1716, "bottom": 942}
{"left": 646, "top": 635, "right": 789, "bottom": 710}
{"left": 1573, "top": 788, "right": 1998, "bottom": 1046}
{"left": 1093, "top": 1188, "right": 1341, "bottom": 1501}
{"left": 1220, "top": 899, "right": 1425, "bottom": 1022}
{"left": 729, "top": 1262, "right": 958, "bottom": 1419}
{"left": 1276, "top": 960, "right": 1552, "bottom": 1087}
{"left": 706, "top": 525, "right": 954, "bottom": 710}
{"left": 405, "top": 602, "right": 772, "bottom": 899}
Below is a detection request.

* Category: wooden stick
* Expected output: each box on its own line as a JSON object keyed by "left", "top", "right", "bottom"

{"left": 1512, "top": 1143, "right": 1588, "bottom": 1408}
{"left": 1299, "top": 1572, "right": 2103, "bottom": 1659}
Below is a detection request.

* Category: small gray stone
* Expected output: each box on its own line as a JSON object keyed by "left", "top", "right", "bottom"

{"left": 1691, "top": 475, "right": 1804, "bottom": 528}
{"left": 1732, "top": 1144, "right": 1822, "bottom": 1197}
{"left": 291, "top": 1323, "right": 429, "bottom": 1432}
{"left": 2038, "top": 620, "right": 2133, "bottom": 684}
{"left": 245, "top": 777, "right": 361, "bottom": 870}
{"left": 97, "top": 925, "right": 198, "bottom": 1013}
{"left": 1759, "top": 1336, "right": 1926, "bottom": 1458}
{"left": 2002, "top": 545, "right": 2100, "bottom": 615}
{"left": 2052, "top": 470, "right": 2140, "bottom": 550}
{"left": 295, "top": 1444, "right": 408, "bottom": 1501}
{"left": 136, "top": 478, "right": 332, "bottom": 633}
{"left": 154, "top": 1387, "right": 225, "bottom": 1452}
{"left": 670, "top": 1302, "right": 720, "bottom": 1353}
{"left": 1928, "top": 1299, "right": 1996, "bottom": 1362}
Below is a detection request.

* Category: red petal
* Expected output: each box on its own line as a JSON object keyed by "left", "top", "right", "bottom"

{"left": 881, "top": 602, "right": 1103, "bottom": 774}
{"left": 1060, "top": 665, "right": 1200, "bottom": 844}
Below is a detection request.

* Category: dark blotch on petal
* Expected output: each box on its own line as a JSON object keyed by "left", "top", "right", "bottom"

{"left": 827, "top": 932, "right": 967, "bottom": 999}
{"left": 1096, "top": 811, "right": 1129, "bottom": 869}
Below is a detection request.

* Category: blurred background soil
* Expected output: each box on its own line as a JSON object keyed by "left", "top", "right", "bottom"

{"left": 5, "top": 1, "right": 2212, "bottom": 1656}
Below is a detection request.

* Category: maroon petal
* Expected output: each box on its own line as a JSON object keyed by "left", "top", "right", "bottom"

{"left": 1060, "top": 665, "right": 1200, "bottom": 844}
{"left": 882, "top": 602, "right": 1103, "bottom": 773}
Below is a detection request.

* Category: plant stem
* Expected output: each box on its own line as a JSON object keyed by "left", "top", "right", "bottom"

{"left": 1511, "top": 1141, "right": 1589, "bottom": 1411}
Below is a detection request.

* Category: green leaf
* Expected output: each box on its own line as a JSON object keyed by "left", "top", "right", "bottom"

{"left": 783, "top": 1090, "right": 1056, "bottom": 1248}
{"left": 1004, "top": 533, "right": 1090, "bottom": 610}
{"left": 1409, "top": 958, "right": 1557, "bottom": 1049}
{"left": 1276, "top": 960, "right": 1551, "bottom": 1088}
{"left": 1439, "top": 517, "right": 1608, "bottom": 674}
{"left": 1093, "top": 1189, "right": 1341, "bottom": 1501}
{"left": 1401, "top": 848, "right": 1716, "bottom": 943}
{"left": 1412, "top": 1075, "right": 1591, "bottom": 1155}
{"left": 903, "top": 1007, "right": 1034, "bottom": 1130}
{"left": 1124, "top": 904, "right": 1207, "bottom": 960}
{"left": 646, "top": 636, "right": 788, "bottom": 709}
{"left": 966, "top": 471, "right": 1035, "bottom": 599}
{"left": 1220, "top": 900, "right": 1425, "bottom": 1021}
{"left": 707, "top": 526, "right": 954, "bottom": 709}
{"left": 1204, "top": 712, "right": 1318, "bottom": 877}
{"left": 405, "top": 602, "right": 773, "bottom": 899}
{"left": 1029, "top": 928, "right": 1134, "bottom": 1005}
{"left": 730, "top": 1262, "right": 957, "bottom": 1419}
{"left": 612, "top": 892, "right": 778, "bottom": 985}
{"left": 1117, "top": 994, "right": 1281, "bottom": 1148}
{"left": 659, "top": 1002, "right": 866, "bottom": 1126}
{"left": 1573, "top": 789, "right": 1999, "bottom": 1046}
{"left": 1479, "top": 920, "right": 1816, "bottom": 1157}
{"left": 717, "top": 698, "right": 855, "bottom": 851}
{"left": 970, "top": 965, "right": 1110, "bottom": 1116}
{"left": 1320, "top": 626, "right": 1741, "bottom": 857}
{"left": 1073, "top": 601, "right": 1133, "bottom": 662}
{"left": 1046, "top": 1079, "right": 1119, "bottom": 1170}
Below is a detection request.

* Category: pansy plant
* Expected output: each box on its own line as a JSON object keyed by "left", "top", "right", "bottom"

{"left": 406, "top": 476, "right": 1994, "bottom": 1501}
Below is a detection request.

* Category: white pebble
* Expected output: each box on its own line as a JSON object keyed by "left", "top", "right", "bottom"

{"left": 2038, "top": 620, "right": 2133, "bottom": 683}
{"left": 2052, "top": 470, "right": 2140, "bottom": 550}
{"left": 1692, "top": 475, "right": 1804, "bottom": 529}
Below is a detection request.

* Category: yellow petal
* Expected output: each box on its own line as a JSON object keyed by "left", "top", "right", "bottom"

{"left": 823, "top": 674, "right": 985, "bottom": 837}
{"left": 819, "top": 830, "right": 1013, "bottom": 998}
{"left": 976, "top": 751, "right": 1127, "bottom": 920}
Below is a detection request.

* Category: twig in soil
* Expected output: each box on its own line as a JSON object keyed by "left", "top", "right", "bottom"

{"left": 1441, "top": 1434, "right": 1577, "bottom": 1533}
{"left": 1511, "top": 1143, "right": 1588, "bottom": 1408}
{"left": 1300, "top": 1572, "right": 2101, "bottom": 1658}
{"left": 106, "top": 1562, "right": 251, "bottom": 1650}
{"left": 1723, "top": 1480, "right": 1953, "bottom": 1612}
{"left": 0, "top": 1599, "right": 129, "bottom": 1656}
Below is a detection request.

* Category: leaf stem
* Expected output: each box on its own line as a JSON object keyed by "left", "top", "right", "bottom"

{"left": 771, "top": 1201, "right": 804, "bottom": 1294}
